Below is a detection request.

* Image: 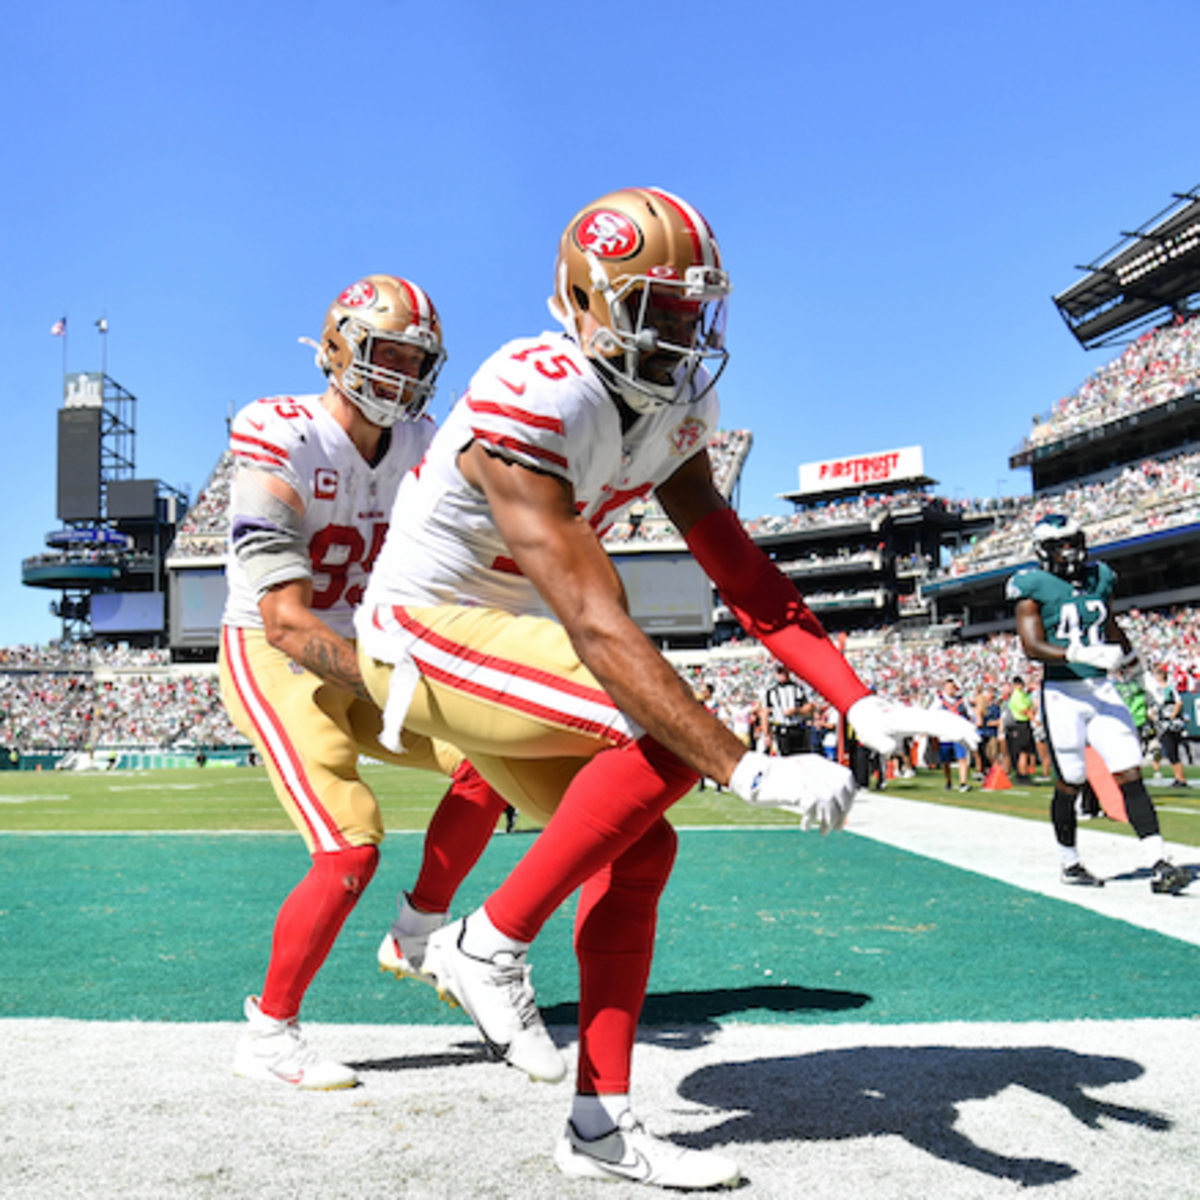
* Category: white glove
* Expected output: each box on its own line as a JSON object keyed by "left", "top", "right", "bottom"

{"left": 1065, "top": 641, "right": 1125, "bottom": 673}
{"left": 729, "top": 751, "right": 857, "bottom": 834}
{"left": 847, "top": 694, "right": 980, "bottom": 756}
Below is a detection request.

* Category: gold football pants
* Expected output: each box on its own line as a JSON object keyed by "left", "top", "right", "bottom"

{"left": 220, "top": 625, "right": 461, "bottom": 853}
{"left": 359, "top": 603, "right": 641, "bottom": 826}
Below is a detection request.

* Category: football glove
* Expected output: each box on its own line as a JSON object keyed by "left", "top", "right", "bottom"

{"left": 729, "top": 751, "right": 857, "bottom": 834}
{"left": 1065, "top": 641, "right": 1125, "bottom": 673}
{"left": 847, "top": 694, "right": 980, "bottom": 757}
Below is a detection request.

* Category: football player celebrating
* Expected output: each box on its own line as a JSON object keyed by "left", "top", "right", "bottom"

{"left": 220, "top": 276, "right": 508, "bottom": 1090}
{"left": 1007, "top": 514, "right": 1190, "bottom": 895}
{"left": 354, "top": 189, "right": 977, "bottom": 1188}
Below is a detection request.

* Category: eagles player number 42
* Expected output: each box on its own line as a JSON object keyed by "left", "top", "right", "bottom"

{"left": 1054, "top": 598, "right": 1107, "bottom": 648}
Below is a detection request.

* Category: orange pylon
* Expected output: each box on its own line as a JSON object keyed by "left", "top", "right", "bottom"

{"left": 983, "top": 763, "right": 1011, "bottom": 790}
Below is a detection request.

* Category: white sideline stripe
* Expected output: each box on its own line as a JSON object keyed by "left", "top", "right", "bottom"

{"left": 846, "top": 793, "right": 1200, "bottom": 948}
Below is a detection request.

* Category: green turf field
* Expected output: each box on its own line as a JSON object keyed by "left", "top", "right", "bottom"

{"left": 2, "top": 760, "right": 1197, "bottom": 1026}
{"left": 0, "top": 761, "right": 1195, "bottom": 844}
{"left": 4, "top": 827, "right": 1198, "bottom": 1026}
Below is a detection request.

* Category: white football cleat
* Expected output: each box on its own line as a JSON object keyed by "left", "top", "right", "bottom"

{"left": 421, "top": 917, "right": 566, "bottom": 1083}
{"left": 233, "top": 995, "right": 357, "bottom": 1090}
{"left": 555, "top": 1112, "right": 741, "bottom": 1189}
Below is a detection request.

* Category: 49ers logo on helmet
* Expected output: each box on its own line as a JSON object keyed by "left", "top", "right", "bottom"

{"left": 575, "top": 209, "right": 643, "bottom": 260}
{"left": 336, "top": 280, "right": 378, "bottom": 309}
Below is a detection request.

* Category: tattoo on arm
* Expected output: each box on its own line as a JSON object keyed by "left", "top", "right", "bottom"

{"left": 296, "top": 633, "right": 372, "bottom": 703}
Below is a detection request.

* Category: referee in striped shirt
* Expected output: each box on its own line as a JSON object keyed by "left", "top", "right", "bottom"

{"left": 764, "top": 665, "right": 814, "bottom": 756}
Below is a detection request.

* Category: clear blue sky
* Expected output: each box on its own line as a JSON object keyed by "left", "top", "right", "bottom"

{"left": 2, "top": 0, "right": 1196, "bottom": 647}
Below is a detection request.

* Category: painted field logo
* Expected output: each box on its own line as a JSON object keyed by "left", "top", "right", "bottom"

{"left": 575, "top": 209, "right": 642, "bottom": 259}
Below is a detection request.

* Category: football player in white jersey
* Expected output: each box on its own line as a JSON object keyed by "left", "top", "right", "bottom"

{"left": 220, "top": 276, "right": 509, "bottom": 1091}
{"left": 355, "top": 191, "right": 977, "bottom": 1188}
{"left": 1008, "top": 514, "right": 1190, "bottom": 895}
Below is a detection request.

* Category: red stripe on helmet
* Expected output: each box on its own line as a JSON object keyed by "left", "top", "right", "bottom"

{"left": 642, "top": 188, "right": 719, "bottom": 268}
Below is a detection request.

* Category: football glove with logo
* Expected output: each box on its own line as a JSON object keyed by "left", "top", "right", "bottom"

{"left": 729, "top": 752, "right": 857, "bottom": 834}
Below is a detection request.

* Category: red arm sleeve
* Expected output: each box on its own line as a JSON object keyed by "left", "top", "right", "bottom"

{"left": 684, "top": 506, "right": 871, "bottom": 714}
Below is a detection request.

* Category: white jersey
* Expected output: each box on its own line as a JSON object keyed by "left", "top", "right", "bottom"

{"left": 361, "top": 332, "right": 719, "bottom": 620}
{"left": 222, "top": 394, "right": 435, "bottom": 638}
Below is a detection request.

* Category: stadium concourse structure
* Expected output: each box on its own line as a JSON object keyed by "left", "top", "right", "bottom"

{"left": 924, "top": 184, "right": 1200, "bottom": 640}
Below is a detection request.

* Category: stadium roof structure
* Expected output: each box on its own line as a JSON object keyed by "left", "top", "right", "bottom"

{"left": 1054, "top": 185, "right": 1200, "bottom": 349}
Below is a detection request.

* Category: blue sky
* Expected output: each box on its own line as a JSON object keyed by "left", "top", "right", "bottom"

{"left": 2, "top": 0, "right": 1196, "bottom": 647}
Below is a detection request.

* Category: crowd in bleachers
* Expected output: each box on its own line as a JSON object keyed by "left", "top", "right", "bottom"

{"left": 680, "top": 605, "right": 1200, "bottom": 759}
{"left": 0, "top": 667, "right": 240, "bottom": 752}
{"left": 168, "top": 451, "right": 234, "bottom": 559}
{"left": 939, "top": 450, "right": 1200, "bottom": 578}
{"left": 3, "top": 604, "right": 1197, "bottom": 755}
{"left": 1018, "top": 314, "right": 1200, "bottom": 451}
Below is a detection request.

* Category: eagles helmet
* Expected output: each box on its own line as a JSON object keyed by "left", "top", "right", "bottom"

{"left": 315, "top": 275, "right": 446, "bottom": 427}
{"left": 1033, "top": 513, "right": 1088, "bottom": 581}
{"left": 548, "top": 187, "right": 731, "bottom": 414}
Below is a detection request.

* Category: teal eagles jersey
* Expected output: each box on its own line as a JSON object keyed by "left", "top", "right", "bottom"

{"left": 1005, "top": 561, "right": 1117, "bottom": 681}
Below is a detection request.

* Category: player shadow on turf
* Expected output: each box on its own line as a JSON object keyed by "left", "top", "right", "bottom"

{"left": 1103, "top": 861, "right": 1197, "bottom": 887}
{"left": 675, "top": 1045, "right": 1169, "bottom": 1186}
{"left": 352, "top": 985, "right": 872, "bottom": 1071}
{"left": 349, "top": 1042, "right": 505, "bottom": 1073}
{"left": 538, "top": 984, "right": 872, "bottom": 1050}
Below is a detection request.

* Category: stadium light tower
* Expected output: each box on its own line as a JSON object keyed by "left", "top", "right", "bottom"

{"left": 22, "top": 367, "right": 184, "bottom": 645}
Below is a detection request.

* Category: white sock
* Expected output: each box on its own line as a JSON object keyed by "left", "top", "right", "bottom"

{"left": 1059, "top": 846, "right": 1081, "bottom": 868}
{"left": 392, "top": 893, "right": 447, "bottom": 940}
{"left": 460, "top": 907, "right": 530, "bottom": 961}
{"left": 1141, "top": 834, "right": 1167, "bottom": 866}
{"left": 571, "top": 1093, "right": 631, "bottom": 1140}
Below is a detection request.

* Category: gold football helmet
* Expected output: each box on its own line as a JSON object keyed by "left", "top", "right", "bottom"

{"left": 548, "top": 187, "right": 731, "bottom": 413}
{"left": 316, "top": 274, "right": 446, "bottom": 426}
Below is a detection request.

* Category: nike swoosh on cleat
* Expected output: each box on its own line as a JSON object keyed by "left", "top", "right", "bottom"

{"left": 597, "top": 1149, "right": 653, "bottom": 1183}
{"left": 482, "top": 1036, "right": 513, "bottom": 1064}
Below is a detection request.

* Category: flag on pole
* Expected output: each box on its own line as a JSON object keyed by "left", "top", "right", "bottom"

{"left": 50, "top": 317, "right": 67, "bottom": 337}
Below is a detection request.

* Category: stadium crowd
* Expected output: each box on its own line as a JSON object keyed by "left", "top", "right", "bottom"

{"left": 1018, "top": 314, "right": 1200, "bottom": 451}
{"left": 2, "top": 606, "right": 1196, "bottom": 757}
{"left": 168, "top": 451, "right": 234, "bottom": 559}
{"left": 0, "top": 641, "right": 238, "bottom": 752}
{"left": 939, "top": 450, "right": 1200, "bottom": 578}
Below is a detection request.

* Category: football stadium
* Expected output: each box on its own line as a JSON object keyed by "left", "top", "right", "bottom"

{"left": 4, "top": 185, "right": 1200, "bottom": 1198}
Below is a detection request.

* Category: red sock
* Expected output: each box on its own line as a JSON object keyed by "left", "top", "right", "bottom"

{"left": 409, "top": 762, "right": 509, "bottom": 915}
{"left": 575, "top": 817, "right": 677, "bottom": 1094}
{"left": 259, "top": 844, "right": 378, "bottom": 1021}
{"left": 485, "top": 735, "right": 696, "bottom": 943}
